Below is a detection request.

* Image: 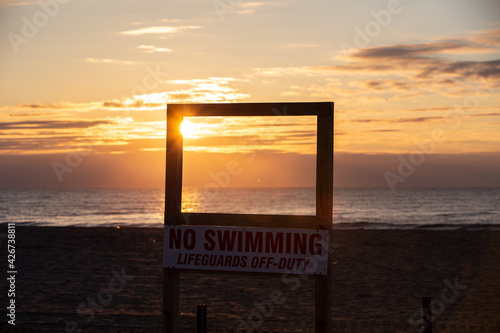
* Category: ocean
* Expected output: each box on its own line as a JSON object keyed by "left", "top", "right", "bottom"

{"left": 1, "top": 187, "right": 499, "bottom": 330}
{"left": 1, "top": 187, "right": 499, "bottom": 228}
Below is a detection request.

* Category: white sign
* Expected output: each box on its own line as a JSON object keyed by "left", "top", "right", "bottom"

{"left": 163, "top": 225, "right": 329, "bottom": 275}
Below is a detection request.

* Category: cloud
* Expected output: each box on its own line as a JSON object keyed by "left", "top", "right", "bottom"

{"left": 367, "top": 129, "right": 400, "bottom": 133}
{"left": 119, "top": 25, "right": 201, "bottom": 36}
{"left": 350, "top": 79, "right": 411, "bottom": 91}
{"left": 393, "top": 116, "right": 442, "bottom": 123}
{"left": 470, "top": 28, "right": 500, "bottom": 47}
{"left": 6, "top": 77, "right": 250, "bottom": 117}
{"left": 0, "top": 120, "right": 112, "bottom": 130}
{"left": 233, "top": 1, "right": 280, "bottom": 15}
{"left": 472, "top": 112, "right": 500, "bottom": 117}
{"left": 351, "top": 42, "right": 487, "bottom": 59}
{"left": 179, "top": 115, "right": 316, "bottom": 154}
{"left": 0, "top": 76, "right": 253, "bottom": 156}
{"left": 251, "top": 66, "right": 325, "bottom": 77}
{"left": 0, "top": 136, "right": 87, "bottom": 151}
{"left": 409, "top": 106, "right": 500, "bottom": 113}
{"left": 2, "top": 1, "right": 30, "bottom": 6}
{"left": 166, "top": 77, "right": 250, "bottom": 103}
{"left": 15, "top": 102, "right": 81, "bottom": 109}
{"left": 138, "top": 45, "right": 172, "bottom": 53}
{"left": 100, "top": 98, "right": 165, "bottom": 109}
{"left": 239, "top": 1, "right": 273, "bottom": 8}
{"left": 348, "top": 116, "right": 442, "bottom": 124}
{"left": 249, "top": 29, "right": 500, "bottom": 101}
{"left": 281, "top": 43, "right": 321, "bottom": 48}
{"left": 185, "top": 135, "right": 267, "bottom": 147}
{"left": 2, "top": 151, "right": 499, "bottom": 188}
{"left": 333, "top": 152, "right": 500, "bottom": 188}
{"left": 254, "top": 30, "right": 500, "bottom": 81}
{"left": 101, "top": 101, "right": 124, "bottom": 108}
{"left": 85, "top": 58, "right": 135, "bottom": 65}
{"left": 9, "top": 113, "right": 55, "bottom": 117}
{"left": 159, "top": 19, "right": 183, "bottom": 23}
{"left": 342, "top": 37, "right": 500, "bottom": 80}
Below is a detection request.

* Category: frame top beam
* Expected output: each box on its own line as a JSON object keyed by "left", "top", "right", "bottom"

{"left": 168, "top": 102, "right": 333, "bottom": 117}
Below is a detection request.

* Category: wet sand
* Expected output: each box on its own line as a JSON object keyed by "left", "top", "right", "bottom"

{"left": 2, "top": 226, "right": 499, "bottom": 331}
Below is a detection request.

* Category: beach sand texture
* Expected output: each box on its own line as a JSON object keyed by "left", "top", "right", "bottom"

{"left": 3, "top": 227, "right": 499, "bottom": 330}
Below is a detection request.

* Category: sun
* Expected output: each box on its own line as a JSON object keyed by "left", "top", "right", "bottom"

{"left": 180, "top": 119, "right": 197, "bottom": 137}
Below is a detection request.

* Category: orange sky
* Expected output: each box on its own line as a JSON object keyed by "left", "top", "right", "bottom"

{"left": 0, "top": 0, "right": 499, "bottom": 188}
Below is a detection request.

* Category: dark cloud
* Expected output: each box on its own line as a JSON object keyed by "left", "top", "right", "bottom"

{"left": 0, "top": 120, "right": 112, "bottom": 130}
{"left": 335, "top": 33, "right": 500, "bottom": 81}
{"left": 246, "top": 122, "right": 310, "bottom": 128}
{"left": 1, "top": 151, "right": 499, "bottom": 188}
{"left": 282, "top": 130, "right": 317, "bottom": 138}
{"left": 168, "top": 93, "right": 193, "bottom": 101}
{"left": 9, "top": 113, "right": 55, "bottom": 117}
{"left": 350, "top": 116, "right": 442, "bottom": 124}
{"left": 351, "top": 42, "right": 474, "bottom": 60}
{"left": 393, "top": 116, "right": 442, "bottom": 123}
{"left": 409, "top": 106, "right": 500, "bottom": 113}
{"left": 367, "top": 129, "right": 401, "bottom": 133}
{"left": 184, "top": 132, "right": 315, "bottom": 148}
{"left": 351, "top": 119, "right": 375, "bottom": 123}
{"left": 0, "top": 136, "right": 93, "bottom": 151}
{"left": 410, "top": 106, "right": 453, "bottom": 112}
{"left": 472, "top": 112, "right": 500, "bottom": 117}
{"left": 185, "top": 135, "right": 267, "bottom": 147}
{"left": 355, "top": 79, "right": 411, "bottom": 91}
{"left": 16, "top": 103, "right": 52, "bottom": 108}
{"left": 15, "top": 103, "right": 70, "bottom": 109}
{"left": 472, "top": 28, "right": 500, "bottom": 47}
{"left": 102, "top": 101, "right": 124, "bottom": 108}
{"left": 334, "top": 152, "right": 500, "bottom": 188}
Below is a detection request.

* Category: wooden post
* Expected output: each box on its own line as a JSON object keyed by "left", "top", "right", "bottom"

{"left": 301, "top": 320, "right": 307, "bottom": 333}
{"left": 334, "top": 320, "right": 339, "bottom": 332}
{"left": 402, "top": 320, "right": 408, "bottom": 333}
{"left": 491, "top": 319, "right": 498, "bottom": 332}
{"left": 315, "top": 105, "right": 333, "bottom": 333}
{"left": 422, "top": 297, "right": 432, "bottom": 333}
{"left": 197, "top": 304, "right": 207, "bottom": 333}
{"left": 448, "top": 320, "right": 455, "bottom": 332}
{"left": 164, "top": 107, "right": 184, "bottom": 333}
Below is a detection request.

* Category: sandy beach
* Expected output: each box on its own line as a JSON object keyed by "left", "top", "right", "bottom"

{"left": 3, "top": 226, "right": 499, "bottom": 331}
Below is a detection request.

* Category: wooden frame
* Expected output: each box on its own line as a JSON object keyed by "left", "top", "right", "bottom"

{"left": 164, "top": 102, "right": 333, "bottom": 333}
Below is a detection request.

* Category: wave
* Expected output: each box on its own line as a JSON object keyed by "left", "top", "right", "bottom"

{"left": 332, "top": 221, "right": 500, "bottom": 230}
{"left": 436, "top": 211, "right": 496, "bottom": 217}
{"left": 415, "top": 223, "right": 500, "bottom": 230}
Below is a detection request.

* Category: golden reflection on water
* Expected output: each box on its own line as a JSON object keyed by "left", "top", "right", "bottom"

{"left": 149, "top": 188, "right": 204, "bottom": 217}
{"left": 181, "top": 188, "right": 204, "bottom": 213}
{"left": 178, "top": 187, "right": 316, "bottom": 215}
